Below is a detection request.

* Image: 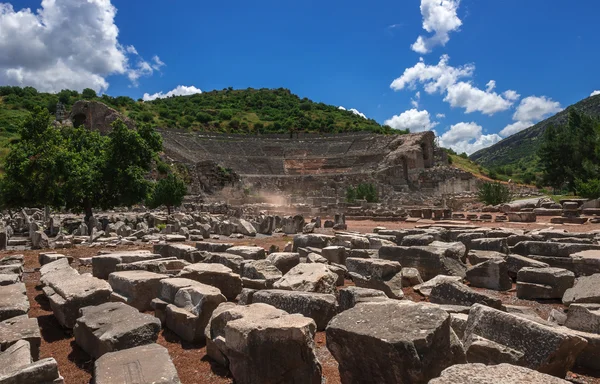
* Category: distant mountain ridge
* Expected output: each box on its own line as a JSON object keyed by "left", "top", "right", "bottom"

{"left": 470, "top": 94, "right": 600, "bottom": 169}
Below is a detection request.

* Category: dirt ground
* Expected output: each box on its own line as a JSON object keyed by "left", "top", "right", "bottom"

{"left": 6, "top": 218, "right": 600, "bottom": 383}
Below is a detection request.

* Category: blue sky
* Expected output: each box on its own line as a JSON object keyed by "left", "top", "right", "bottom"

{"left": 2, "top": 0, "right": 599, "bottom": 153}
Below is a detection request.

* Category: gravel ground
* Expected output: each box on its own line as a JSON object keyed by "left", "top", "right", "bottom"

{"left": 4, "top": 218, "right": 600, "bottom": 383}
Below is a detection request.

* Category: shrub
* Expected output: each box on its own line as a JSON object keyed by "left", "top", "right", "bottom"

{"left": 346, "top": 183, "right": 378, "bottom": 203}
{"left": 575, "top": 178, "right": 600, "bottom": 199}
{"left": 477, "top": 182, "right": 512, "bottom": 205}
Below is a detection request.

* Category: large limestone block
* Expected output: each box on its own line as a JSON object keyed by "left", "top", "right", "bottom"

{"left": 512, "top": 241, "right": 600, "bottom": 257}
{"left": 379, "top": 245, "right": 467, "bottom": 281}
{"left": 38, "top": 252, "right": 72, "bottom": 267}
{"left": 0, "top": 340, "right": 64, "bottom": 384}
{"left": 0, "top": 284, "right": 29, "bottom": 322}
{"left": 346, "top": 258, "right": 404, "bottom": 299}
{"left": 225, "top": 246, "right": 266, "bottom": 260}
{"left": 273, "top": 263, "right": 338, "bottom": 294}
{"left": 466, "top": 259, "right": 512, "bottom": 291}
{"left": 153, "top": 243, "right": 200, "bottom": 262}
{"left": 430, "top": 281, "right": 504, "bottom": 310}
{"left": 108, "top": 271, "right": 167, "bottom": 311}
{"left": 205, "top": 302, "right": 322, "bottom": 384}
{"left": 563, "top": 273, "right": 600, "bottom": 305}
{"left": 178, "top": 263, "right": 242, "bottom": 300}
{"left": 414, "top": 275, "right": 462, "bottom": 297}
{"left": 195, "top": 242, "right": 233, "bottom": 252}
{"left": 115, "top": 257, "right": 189, "bottom": 274}
{"left": 516, "top": 267, "right": 575, "bottom": 299}
{"left": 470, "top": 238, "right": 509, "bottom": 254}
{"left": 92, "top": 251, "right": 162, "bottom": 279}
{"left": 94, "top": 343, "right": 180, "bottom": 384}
{"left": 338, "top": 286, "right": 389, "bottom": 311}
{"left": 505, "top": 254, "right": 549, "bottom": 279}
{"left": 463, "top": 304, "right": 587, "bottom": 377}
{"left": 241, "top": 260, "right": 282, "bottom": 289}
{"left": 430, "top": 363, "right": 569, "bottom": 384}
{"left": 252, "top": 289, "right": 338, "bottom": 331}
{"left": 321, "top": 246, "right": 347, "bottom": 265}
{"left": 0, "top": 315, "right": 41, "bottom": 361}
{"left": 266, "top": 252, "right": 300, "bottom": 274}
{"left": 166, "top": 283, "right": 226, "bottom": 342}
{"left": 201, "top": 252, "right": 245, "bottom": 274}
{"left": 326, "top": 301, "right": 464, "bottom": 384}
{"left": 74, "top": 302, "right": 160, "bottom": 358}
{"left": 564, "top": 303, "right": 600, "bottom": 334}
{"left": 292, "top": 234, "right": 335, "bottom": 251}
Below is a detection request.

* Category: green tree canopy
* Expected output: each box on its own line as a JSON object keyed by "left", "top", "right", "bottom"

{"left": 0, "top": 108, "right": 164, "bottom": 226}
{"left": 148, "top": 173, "right": 187, "bottom": 215}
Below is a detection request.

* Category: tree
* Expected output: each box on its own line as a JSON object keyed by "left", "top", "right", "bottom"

{"left": 477, "top": 182, "right": 512, "bottom": 205}
{"left": 82, "top": 88, "right": 97, "bottom": 99}
{"left": 148, "top": 173, "right": 187, "bottom": 215}
{"left": 0, "top": 109, "right": 163, "bottom": 229}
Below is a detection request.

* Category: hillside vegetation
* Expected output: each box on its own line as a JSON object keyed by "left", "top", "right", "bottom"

{"left": 0, "top": 87, "right": 404, "bottom": 140}
{"left": 470, "top": 94, "right": 600, "bottom": 177}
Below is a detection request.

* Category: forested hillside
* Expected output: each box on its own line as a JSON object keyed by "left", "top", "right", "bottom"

{"left": 0, "top": 87, "right": 402, "bottom": 141}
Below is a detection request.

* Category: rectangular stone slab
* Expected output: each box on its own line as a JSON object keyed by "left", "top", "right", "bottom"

{"left": 0, "top": 284, "right": 29, "bottom": 322}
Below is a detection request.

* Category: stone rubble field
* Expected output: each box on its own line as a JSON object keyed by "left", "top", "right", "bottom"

{"left": 2, "top": 213, "right": 600, "bottom": 383}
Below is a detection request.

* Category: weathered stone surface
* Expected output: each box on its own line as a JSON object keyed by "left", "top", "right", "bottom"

{"left": 0, "top": 315, "right": 41, "bottom": 361}
{"left": 94, "top": 343, "right": 180, "bottom": 384}
{"left": 206, "top": 302, "right": 322, "bottom": 384}
{"left": 108, "top": 271, "right": 167, "bottom": 311}
{"left": 266, "top": 252, "right": 300, "bottom": 274}
{"left": 326, "top": 301, "right": 464, "bottom": 384}
{"left": 38, "top": 252, "right": 72, "bottom": 266}
{"left": 241, "top": 260, "right": 282, "bottom": 289}
{"left": 346, "top": 257, "right": 404, "bottom": 299}
{"left": 400, "top": 267, "right": 423, "bottom": 287}
{"left": 178, "top": 263, "right": 242, "bottom": 300}
{"left": 563, "top": 274, "right": 600, "bottom": 305}
{"left": 379, "top": 245, "right": 467, "bottom": 281}
{"left": 470, "top": 238, "right": 509, "bottom": 254}
{"left": 166, "top": 283, "right": 226, "bottom": 342}
{"left": 564, "top": 303, "right": 600, "bottom": 334}
{"left": 115, "top": 257, "right": 189, "bottom": 274}
{"left": 505, "top": 254, "right": 549, "bottom": 279}
{"left": 414, "top": 275, "right": 462, "bottom": 297}
{"left": 293, "top": 234, "right": 335, "bottom": 251}
{"left": 195, "top": 242, "right": 233, "bottom": 253}
{"left": 252, "top": 290, "right": 337, "bottom": 331}
{"left": 41, "top": 261, "right": 112, "bottom": 328}
{"left": 201, "top": 252, "right": 245, "bottom": 274}
{"left": 31, "top": 230, "right": 49, "bottom": 250}
{"left": 321, "top": 246, "right": 347, "bottom": 265}
{"left": 153, "top": 243, "right": 201, "bottom": 263}
{"left": 430, "top": 281, "right": 504, "bottom": 310}
{"left": 466, "top": 334, "right": 524, "bottom": 365}
{"left": 0, "top": 284, "right": 29, "bottom": 322}
{"left": 430, "top": 363, "right": 569, "bottom": 384}
{"left": 0, "top": 340, "right": 63, "bottom": 384}
{"left": 400, "top": 234, "right": 434, "bottom": 246}
{"left": 226, "top": 246, "right": 266, "bottom": 260}
{"left": 466, "top": 259, "right": 512, "bottom": 291}
{"left": 274, "top": 263, "right": 338, "bottom": 294}
{"left": 512, "top": 241, "right": 600, "bottom": 258}
{"left": 463, "top": 304, "right": 587, "bottom": 377}
{"left": 449, "top": 313, "right": 468, "bottom": 339}
{"left": 467, "top": 250, "right": 505, "bottom": 265}
{"left": 92, "top": 250, "right": 162, "bottom": 279}
{"left": 0, "top": 274, "right": 20, "bottom": 287}
{"left": 74, "top": 302, "right": 160, "bottom": 358}
{"left": 338, "top": 286, "right": 389, "bottom": 311}
{"left": 516, "top": 267, "right": 575, "bottom": 300}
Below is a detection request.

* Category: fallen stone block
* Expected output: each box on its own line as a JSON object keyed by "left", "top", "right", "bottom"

{"left": 470, "top": 238, "right": 509, "bottom": 254}
{"left": 178, "top": 263, "right": 242, "bottom": 300}
{"left": 414, "top": 275, "right": 462, "bottom": 297}
{"left": 466, "top": 259, "right": 512, "bottom": 291}
{"left": 265, "top": 252, "right": 299, "bottom": 274}
{"left": 512, "top": 241, "right": 600, "bottom": 258}
{"left": 274, "top": 263, "right": 338, "bottom": 294}
{"left": 195, "top": 242, "right": 233, "bottom": 253}
{"left": 115, "top": 257, "right": 190, "bottom": 275}
{"left": 108, "top": 271, "right": 167, "bottom": 311}
{"left": 292, "top": 234, "right": 335, "bottom": 251}
{"left": 0, "top": 340, "right": 64, "bottom": 383}
{"left": 92, "top": 250, "right": 162, "bottom": 279}
{"left": 0, "top": 274, "right": 20, "bottom": 286}
{"left": 346, "top": 258, "right": 404, "bottom": 299}
{"left": 467, "top": 250, "right": 505, "bottom": 265}
{"left": 252, "top": 289, "right": 337, "bottom": 331}
{"left": 564, "top": 303, "right": 600, "bottom": 334}
{"left": 0, "top": 315, "right": 41, "bottom": 361}
{"left": 430, "top": 281, "right": 504, "bottom": 310}
{"left": 153, "top": 243, "right": 201, "bottom": 263}
{"left": 206, "top": 303, "right": 322, "bottom": 383}
{"left": 463, "top": 304, "right": 587, "bottom": 377}
{"left": 326, "top": 301, "right": 464, "bottom": 383}
{"left": 74, "top": 302, "right": 160, "bottom": 358}
{"left": 338, "top": 286, "right": 389, "bottom": 311}
{"left": 563, "top": 273, "right": 600, "bottom": 305}
{"left": 505, "top": 254, "right": 549, "bottom": 279}
{"left": 0, "top": 284, "right": 29, "bottom": 322}
{"left": 400, "top": 267, "right": 423, "bottom": 287}
{"left": 38, "top": 252, "right": 72, "bottom": 266}
{"left": 226, "top": 246, "right": 266, "bottom": 260}
{"left": 379, "top": 245, "right": 467, "bottom": 281}
{"left": 516, "top": 267, "right": 575, "bottom": 300}
{"left": 241, "top": 260, "right": 282, "bottom": 289}
{"left": 94, "top": 343, "right": 180, "bottom": 384}
{"left": 321, "top": 246, "right": 347, "bottom": 265}
{"left": 430, "top": 363, "right": 569, "bottom": 384}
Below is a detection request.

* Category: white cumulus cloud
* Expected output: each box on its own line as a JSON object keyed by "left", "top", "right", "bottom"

{"left": 0, "top": 0, "right": 162, "bottom": 93}
{"left": 143, "top": 85, "right": 203, "bottom": 101}
{"left": 436, "top": 113, "right": 446, "bottom": 118}
{"left": 499, "top": 96, "right": 562, "bottom": 137}
{"left": 439, "top": 122, "right": 502, "bottom": 155}
{"left": 411, "top": 0, "right": 462, "bottom": 54}
{"left": 390, "top": 55, "right": 518, "bottom": 115}
{"left": 384, "top": 109, "right": 438, "bottom": 132}
{"left": 338, "top": 106, "right": 367, "bottom": 119}
{"left": 591, "top": 90, "right": 600, "bottom": 97}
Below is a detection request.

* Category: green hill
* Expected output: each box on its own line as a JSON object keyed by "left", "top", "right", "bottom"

{"left": 470, "top": 94, "right": 600, "bottom": 173}
{"left": 0, "top": 86, "right": 402, "bottom": 140}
